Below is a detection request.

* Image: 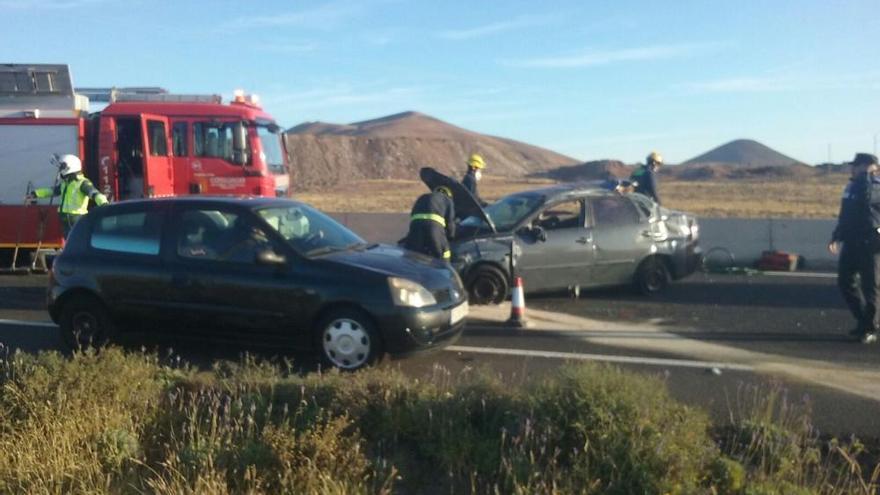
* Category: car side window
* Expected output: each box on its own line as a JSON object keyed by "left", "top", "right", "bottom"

{"left": 591, "top": 196, "right": 641, "bottom": 227}
{"left": 535, "top": 200, "right": 583, "bottom": 231}
{"left": 91, "top": 211, "right": 163, "bottom": 255}
{"left": 176, "top": 209, "right": 272, "bottom": 264}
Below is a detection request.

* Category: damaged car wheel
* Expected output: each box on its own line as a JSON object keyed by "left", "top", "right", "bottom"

{"left": 466, "top": 265, "right": 509, "bottom": 305}
{"left": 634, "top": 256, "right": 670, "bottom": 295}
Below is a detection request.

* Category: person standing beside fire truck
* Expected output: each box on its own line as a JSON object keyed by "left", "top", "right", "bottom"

{"left": 29, "top": 154, "right": 109, "bottom": 239}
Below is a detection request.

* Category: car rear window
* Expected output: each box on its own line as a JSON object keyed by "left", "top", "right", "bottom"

{"left": 90, "top": 211, "right": 163, "bottom": 255}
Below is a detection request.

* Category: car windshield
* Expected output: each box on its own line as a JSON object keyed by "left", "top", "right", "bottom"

{"left": 256, "top": 123, "right": 286, "bottom": 174}
{"left": 256, "top": 204, "right": 365, "bottom": 256}
{"left": 461, "top": 192, "right": 544, "bottom": 232}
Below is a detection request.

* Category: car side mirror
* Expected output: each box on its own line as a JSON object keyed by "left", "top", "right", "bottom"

{"left": 232, "top": 121, "right": 248, "bottom": 165}
{"left": 256, "top": 249, "right": 286, "bottom": 266}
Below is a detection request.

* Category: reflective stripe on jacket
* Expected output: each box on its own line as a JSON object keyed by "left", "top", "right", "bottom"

{"left": 34, "top": 174, "right": 107, "bottom": 214}
{"left": 411, "top": 213, "right": 447, "bottom": 226}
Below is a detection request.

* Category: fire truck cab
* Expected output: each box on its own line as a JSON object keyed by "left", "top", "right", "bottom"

{"left": 0, "top": 63, "right": 289, "bottom": 268}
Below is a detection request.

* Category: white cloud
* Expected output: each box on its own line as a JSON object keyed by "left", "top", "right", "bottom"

{"left": 503, "top": 42, "right": 726, "bottom": 69}
{"left": 0, "top": 0, "right": 106, "bottom": 8}
{"left": 223, "top": 2, "right": 362, "bottom": 30}
{"left": 438, "top": 14, "right": 557, "bottom": 40}
{"left": 682, "top": 72, "right": 880, "bottom": 93}
{"left": 253, "top": 42, "right": 318, "bottom": 54}
{"left": 265, "top": 85, "right": 423, "bottom": 110}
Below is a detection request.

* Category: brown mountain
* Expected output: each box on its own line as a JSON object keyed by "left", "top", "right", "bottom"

{"left": 665, "top": 139, "right": 816, "bottom": 180}
{"left": 540, "top": 160, "right": 634, "bottom": 182}
{"left": 682, "top": 139, "right": 807, "bottom": 167}
{"left": 284, "top": 111, "right": 579, "bottom": 189}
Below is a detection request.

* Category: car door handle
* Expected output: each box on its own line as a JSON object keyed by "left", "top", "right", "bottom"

{"left": 576, "top": 237, "right": 591, "bottom": 244}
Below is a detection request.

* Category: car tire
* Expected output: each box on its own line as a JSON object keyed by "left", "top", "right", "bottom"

{"left": 634, "top": 257, "right": 670, "bottom": 295}
{"left": 316, "top": 308, "right": 383, "bottom": 371}
{"left": 466, "top": 264, "right": 509, "bottom": 305}
{"left": 59, "top": 295, "right": 116, "bottom": 350}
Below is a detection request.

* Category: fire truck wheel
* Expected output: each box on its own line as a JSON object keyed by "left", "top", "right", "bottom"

{"left": 59, "top": 295, "right": 116, "bottom": 350}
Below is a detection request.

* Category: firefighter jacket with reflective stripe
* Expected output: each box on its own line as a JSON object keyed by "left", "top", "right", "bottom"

{"left": 35, "top": 174, "right": 108, "bottom": 215}
{"left": 410, "top": 191, "right": 455, "bottom": 240}
{"left": 832, "top": 172, "right": 880, "bottom": 243}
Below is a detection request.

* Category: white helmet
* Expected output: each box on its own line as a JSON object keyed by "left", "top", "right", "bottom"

{"left": 58, "top": 154, "right": 82, "bottom": 176}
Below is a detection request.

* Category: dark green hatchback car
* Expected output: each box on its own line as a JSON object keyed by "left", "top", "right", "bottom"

{"left": 48, "top": 197, "right": 468, "bottom": 370}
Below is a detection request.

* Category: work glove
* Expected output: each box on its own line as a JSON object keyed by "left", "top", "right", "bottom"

{"left": 94, "top": 195, "right": 109, "bottom": 207}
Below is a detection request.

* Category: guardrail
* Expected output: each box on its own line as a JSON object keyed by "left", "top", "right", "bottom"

{"left": 329, "top": 213, "right": 839, "bottom": 272}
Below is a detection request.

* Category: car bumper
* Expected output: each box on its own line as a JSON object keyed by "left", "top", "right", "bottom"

{"left": 671, "top": 241, "right": 702, "bottom": 279}
{"left": 377, "top": 300, "right": 468, "bottom": 355}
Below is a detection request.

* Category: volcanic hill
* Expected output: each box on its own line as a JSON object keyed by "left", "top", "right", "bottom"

{"left": 284, "top": 111, "right": 579, "bottom": 189}
{"left": 670, "top": 139, "right": 815, "bottom": 180}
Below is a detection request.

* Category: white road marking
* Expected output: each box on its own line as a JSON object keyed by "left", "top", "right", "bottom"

{"left": 0, "top": 318, "right": 749, "bottom": 372}
{"left": 760, "top": 271, "right": 836, "bottom": 279}
{"left": 0, "top": 319, "right": 56, "bottom": 328}
{"left": 446, "top": 345, "right": 754, "bottom": 371}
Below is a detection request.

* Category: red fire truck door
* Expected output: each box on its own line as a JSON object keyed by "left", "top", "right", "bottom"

{"left": 140, "top": 115, "right": 174, "bottom": 198}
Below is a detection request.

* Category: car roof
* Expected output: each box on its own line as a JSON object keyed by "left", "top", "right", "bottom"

{"left": 102, "top": 196, "right": 300, "bottom": 210}
{"left": 508, "top": 181, "right": 613, "bottom": 200}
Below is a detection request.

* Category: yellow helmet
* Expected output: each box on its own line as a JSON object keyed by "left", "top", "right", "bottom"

{"left": 434, "top": 185, "right": 453, "bottom": 198}
{"left": 467, "top": 153, "right": 485, "bottom": 169}
{"left": 646, "top": 151, "right": 663, "bottom": 166}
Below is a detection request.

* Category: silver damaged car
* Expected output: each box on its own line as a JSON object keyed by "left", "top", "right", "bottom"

{"left": 420, "top": 168, "right": 702, "bottom": 305}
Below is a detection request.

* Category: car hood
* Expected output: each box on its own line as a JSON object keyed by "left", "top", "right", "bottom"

{"left": 420, "top": 167, "right": 496, "bottom": 233}
{"left": 321, "top": 243, "right": 456, "bottom": 289}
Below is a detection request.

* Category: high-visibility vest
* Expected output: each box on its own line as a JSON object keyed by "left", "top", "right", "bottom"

{"left": 34, "top": 175, "right": 105, "bottom": 215}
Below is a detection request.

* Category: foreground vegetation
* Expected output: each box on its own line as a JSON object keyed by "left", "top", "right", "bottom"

{"left": 293, "top": 176, "right": 848, "bottom": 219}
{"left": 0, "top": 348, "right": 877, "bottom": 494}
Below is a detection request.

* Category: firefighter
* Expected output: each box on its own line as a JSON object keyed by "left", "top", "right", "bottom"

{"left": 462, "top": 153, "right": 487, "bottom": 206}
{"left": 630, "top": 151, "right": 663, "bottom": 204}
{"left": 29, "top": 154, "right": 109, "bottom": 239}
{"left": 403, "top": 185, "right": 455, "bottom": 260}
{"left": 829, "top": 153, "right": 880, "bottom": 344}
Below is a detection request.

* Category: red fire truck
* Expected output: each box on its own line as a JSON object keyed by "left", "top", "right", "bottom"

{"left": 0, "top": 63, "right": 289, "bottom": 269}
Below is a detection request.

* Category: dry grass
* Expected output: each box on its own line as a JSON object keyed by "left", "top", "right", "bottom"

{"left": 1, "top": 348, "right": 877, "bottom": 494}
{"left": 292, "top": 176, "right": 848, "bottom": 219}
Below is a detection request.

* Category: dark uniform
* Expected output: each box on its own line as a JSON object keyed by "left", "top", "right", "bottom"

{"left": 403, "top": 190, "right": 455, "bottom": 260}
{"left": 462, "top": 168, "right": 483, "bottom": 205}
{"left": 630, "top": 165, "right": 660, "bottom": 204}
{"left": 832, "top": 154, "right": 880, "bottom": 340}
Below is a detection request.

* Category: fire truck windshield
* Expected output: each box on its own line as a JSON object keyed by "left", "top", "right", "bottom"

{"left": 257, "top": 124, "right": 285, "bottom": 174}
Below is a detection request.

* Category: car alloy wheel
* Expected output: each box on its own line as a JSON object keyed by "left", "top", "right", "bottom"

{"left": 60, "top": 295, "right": 115, "bottom": 350}
{"left": 71, "top": 310, "right": 100, "bottom": 343}
{"left": 322, "top": 318, "right": 372, "bottom": 370}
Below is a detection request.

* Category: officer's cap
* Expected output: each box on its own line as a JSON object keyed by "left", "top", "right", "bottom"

{"left": 850, "top": 153, "right": 879, "bottom": 167}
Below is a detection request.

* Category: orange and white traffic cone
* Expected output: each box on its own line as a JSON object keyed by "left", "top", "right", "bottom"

{"left": 506, "top": 276, "right": 528, "bottom": 328}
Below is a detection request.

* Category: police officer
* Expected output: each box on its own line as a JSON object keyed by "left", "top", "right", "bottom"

{"left": 462, "top": 153, "right": 487, "bottom": 206}
{"left": 30, "top": 154, "right": 109, "bottom": 239}
{"left": 829, "top": 153, "right": 880, "bottom": 344}
{"left": 403, "top": 185, "right": 455, "bottom": 260}
{"left": 630, "top": 151, "right": 663, "bottom": 204}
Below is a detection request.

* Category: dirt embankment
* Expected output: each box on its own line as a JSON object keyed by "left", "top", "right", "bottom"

{"left": 285, "top": 133, "right": 576, "bottom": 190}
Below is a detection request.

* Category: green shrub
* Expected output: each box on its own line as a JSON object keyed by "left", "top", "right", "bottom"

{"left": 0, "top": 347, "right": 876, "bottom": 494}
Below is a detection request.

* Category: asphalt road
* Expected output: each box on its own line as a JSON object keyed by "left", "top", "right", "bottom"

{"left": 1, "top": 271, "right": 879, "bottom": 438}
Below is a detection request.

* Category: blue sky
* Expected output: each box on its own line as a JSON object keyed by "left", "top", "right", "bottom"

{"left": 2, "top": 0, "right": 878, "bottom": 164}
